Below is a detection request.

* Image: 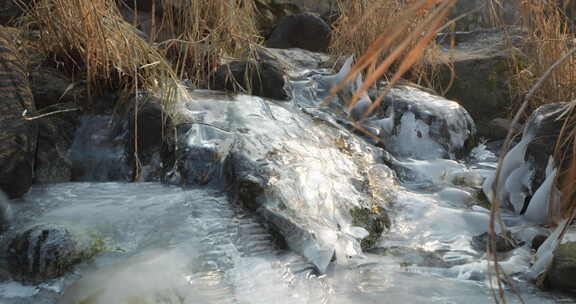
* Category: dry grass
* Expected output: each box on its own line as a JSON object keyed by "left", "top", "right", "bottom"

{"left": 149, "top": 0, "right": 261, "bottom": 87}
{"left": 17, "top": 0, "right": 182, "bottom": 109}
{"left": 328, "top": 0, "right": 457, "bottom": 122}
{"left": 488, "top": 1, "right": 576, "bottom": 302}
{"left": 16, "top": 0, "right": 262, "bottom": 112}
{"left": 329, "top": 0, "right": 444, "bottom": 93}
{"left": 505, "top": 0, "right": 576, "bottom": 114}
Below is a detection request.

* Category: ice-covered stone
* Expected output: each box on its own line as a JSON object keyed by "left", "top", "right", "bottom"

{"left": 368, "top": 85, "right": 477, "bottom": 160}
{"left": 170, "top": 90, "right": 397, "bottom": 273}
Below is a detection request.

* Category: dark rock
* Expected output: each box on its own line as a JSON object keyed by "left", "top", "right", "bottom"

{"left": 431, "top": 28, "right": 524, "bottom": 126}
{"left": 0, "top": 27, "right": 37, "bottom": 198}
{"left": 471, "top": 231, "right": 521, "bottom": 253}
{"left": 350, "top": 207, "right": 390, "bottom": 250}
{"left": 168, "top": 119, "right": 234, "bottom": 187}
{"left": 265, "top": 13, "right": 331, "bottom": 53}
{"left": 524, "top": 103, "right": 571, "bottom": 195}
{"left": 212, "top": 61, "right": 292, "bottom": 100}
{"left": 7, "top": 224, "right": 104, "bottom": 284}
{"left": 29, "top": 66, "right": 87, "bottom": 110}
{"left": 254, "top": 0, "right": 301, "bottom": 37}
{"left": 532, "top": 234, "right": 548, "bottom": 251}
{"left": 126, "top": 99, "right": 174, "bottom": 181}
{"left": 34, "top": 113, "right": 79, "bottom": 183}
{"left": 545, "top": 242, "right": 576, "bottom": 291}
{"left": 0, "top": 191, "right": 11, "bottom": 233}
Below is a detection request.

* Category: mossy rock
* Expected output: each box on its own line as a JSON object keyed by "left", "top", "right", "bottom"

{"left": 7, "top": 223, "right": 105, "bottom": 284}
{"left": 369, "top": 247, "right": 450, "bottom": 268}
{"left": 350, "top": 207, "right": 390, "bottom": 251}
{"left": 545, "top": 242, "right": 576, "bottom": 291}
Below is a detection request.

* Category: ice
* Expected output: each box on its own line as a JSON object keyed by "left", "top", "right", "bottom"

{"left": 0, "top": 282, "right": 39, "bottom": 298}
{"left": 523, "top": 157, "right": 561, "bottom": 224}
{"left": 529, "top": 219, "right": 568, "bottom": 280}
{"left": 314, "top": 55, "right": 355, "bottom": 95}
{"left": 387, "top": 112, "right": 447, "bottom": 159}
{"left": 482, "top": 136, "right": 532, "bottom": 208}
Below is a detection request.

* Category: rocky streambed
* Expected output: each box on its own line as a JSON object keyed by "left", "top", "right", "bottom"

{"left": 0, "top": 46, "right": 572, "bottom": 303}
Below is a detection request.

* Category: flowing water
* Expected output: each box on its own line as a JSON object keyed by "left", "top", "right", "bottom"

{"left": 0, "top": 68, "right": 566, "bottom": 304}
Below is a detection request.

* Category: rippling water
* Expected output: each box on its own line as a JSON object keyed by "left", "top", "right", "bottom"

{"left": 0, "top": 163, "right": 561, "bottom": 304}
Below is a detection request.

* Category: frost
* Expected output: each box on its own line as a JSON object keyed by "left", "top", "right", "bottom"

{"left": 523, "top": 157, "right": 561, "bottom": 224}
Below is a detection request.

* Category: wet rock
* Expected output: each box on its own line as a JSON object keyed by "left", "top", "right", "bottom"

{"left": 212, "top": 61, "right": 292, "bottom": 101}
{"left": 350, "top": 207, "right": 390, "bottom": 250}
{"left": 126, "top": 98, "right": 174, "bottom": 181}
{"left": 7, "top": 224, "right": 105, "bottom": 284}
{"left": 265, "top": 13, "right": 331, "bottom": 53}
{"left": 368, "top": 84, "right": 476, "bottom": 159}
{"left": 545, "top": 242, "right": 576, "bottom": 291}
{"left": 431, "top": 28, "right": 524, "bottom": 126}
{"left": 471, "top": 231, "right": 521, "bottom": 253}
{"left": 0, "top": 27, "right": 37, "bottom": 198}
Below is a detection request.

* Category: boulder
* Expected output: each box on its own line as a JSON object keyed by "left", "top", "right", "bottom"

{"left": 170, "top": 90, "right": 398, "bottom": 273}
{"left": 366, "top": 84, "right": 477, "bottom": 160}
{"left": 265, "top": 13, "right": 331, "bottom": 53}
{"left": 7, "top": 224, "right": 104, "bottom": 284}
{"left": 212, "top": 60, "right": 292, "bottom": 100}
{"left": 28, "top": 67, "right": 86, "bottom": 183}
{"left": 431, "top": 28, "right": 524, "bottom": 127}
{"left": 0, "top": 27, "right": 37, "bottom": 198}
{"left": 545, "top": 242, "right": 576, "bottom": 291}
{"left": 254, "top": 0, "right": 301, "bottom": 37}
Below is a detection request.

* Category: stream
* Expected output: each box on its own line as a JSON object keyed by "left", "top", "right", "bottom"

{"left": 0, "top": 57, "right": 565, "bottom": 303}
